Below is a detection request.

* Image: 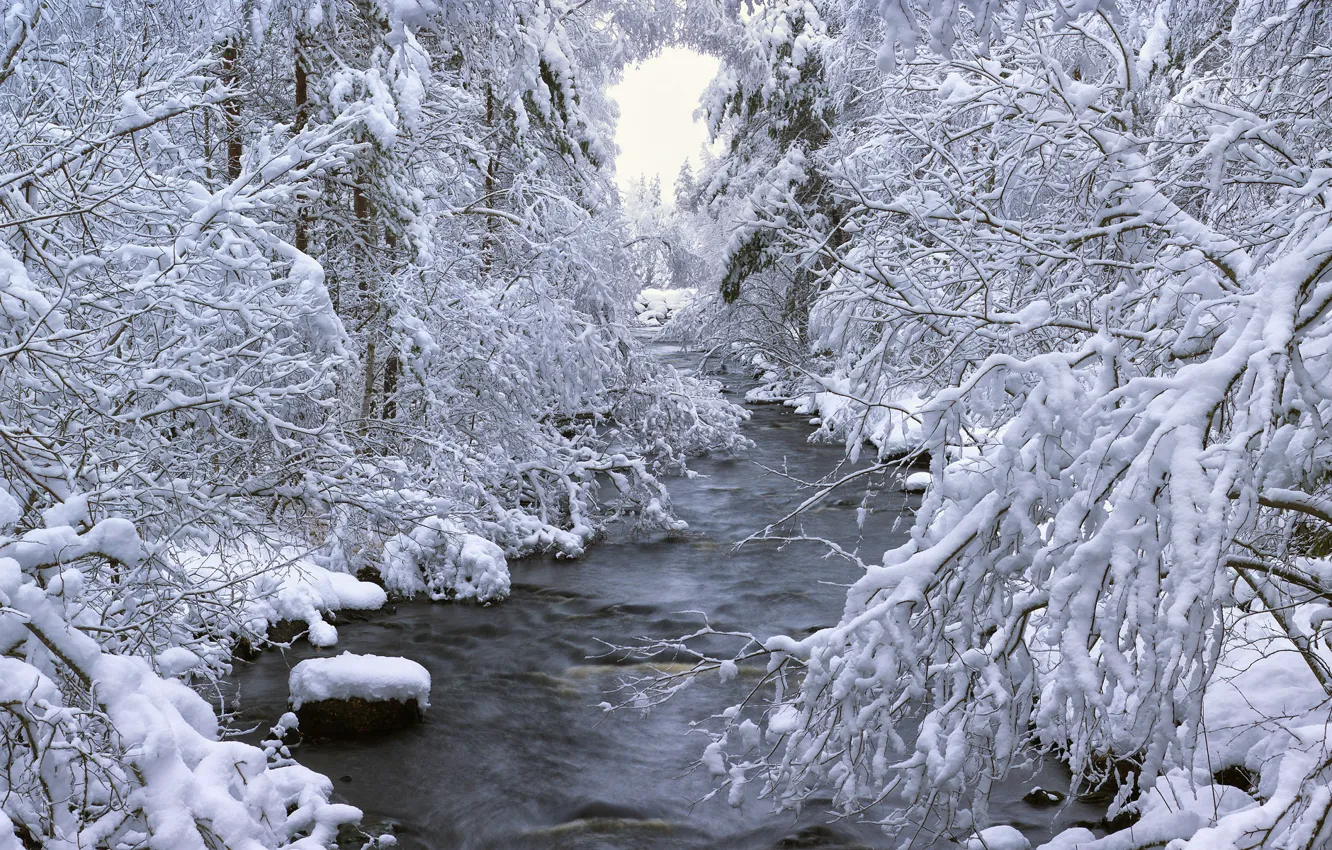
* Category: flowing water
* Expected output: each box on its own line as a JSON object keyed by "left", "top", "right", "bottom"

{"left": 231, "top": 341, "right": 1102, "bottom": 850}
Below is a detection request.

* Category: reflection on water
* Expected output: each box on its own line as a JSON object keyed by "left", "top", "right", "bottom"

{"left": 230, "top": 341, "right": 1100, "bottom": 849}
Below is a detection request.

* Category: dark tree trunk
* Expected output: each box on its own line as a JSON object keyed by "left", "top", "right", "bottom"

{"left": 382, "top": 354, "right": 400, "bottom": 421}
{"left": 294, "top": 35, "right": 310, "bottom": 252}
{"left": 221, "top": 34, "right": 243, "bottom": 180}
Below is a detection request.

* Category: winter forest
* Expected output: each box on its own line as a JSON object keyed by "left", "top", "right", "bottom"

{"left": 2, "top": 0, "right": 1331, "bottom": 848}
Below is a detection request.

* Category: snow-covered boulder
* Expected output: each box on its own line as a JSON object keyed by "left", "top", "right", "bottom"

{"left": 1137, "top": 769, "right": 1256, "bottom": 825}
{"left": 289, "top": 652, "right": 430, "bottom": 738}
{"left": 966, "top": 825, "right": 1030, "bottom": 850}
{"left": 1035, "top": 829, "right": 1095, "bottom": 850}
{"left": 1021, "top": 786, "right": 1065, "bottom": 807}
{"left": 903, "top": 471, "right": 932, "bottom": 493}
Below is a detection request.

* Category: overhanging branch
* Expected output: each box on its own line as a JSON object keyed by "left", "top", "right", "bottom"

{"left": 1259, "top": 488, "right": 1332, "bottom": 526}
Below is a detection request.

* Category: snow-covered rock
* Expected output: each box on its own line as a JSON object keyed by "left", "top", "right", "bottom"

{"left": 1035, "top": 829, "right": 1095, "bottom": 850}
{"left": 967, "top": 825, "right": 1030, "bottom": 850}
{"left": 1022, "top": 786, "right": 1065, "bottom": 807}
{"left": 289, "top": 652, "right": 431, "bottom": 710}
{"left": 1137, "top": 769, "right": 1256, "bottom": 824}
{"left": 289, "top": 652, "right": 431, "bottom": 738}
{"left": 903, "top": 471, "right": 932, "bottom": 493}
{"left": 267, "top": 564, "right": 387, "bottom": 646}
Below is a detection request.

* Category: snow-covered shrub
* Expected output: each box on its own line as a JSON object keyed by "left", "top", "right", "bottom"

{"left": 675, "top": 0, "right": 1332, "bottom": 848}
{"left": 0, "top": 0, "right": 745, "bottom": 845}
{"left": 381, "top": 517, "right": 511, "bottom": 602}
{"left": 0, "top": 512, "right": 361, "bottom": 850}
{"left": 281, "top": 0, "right": 751, "bottom": 589}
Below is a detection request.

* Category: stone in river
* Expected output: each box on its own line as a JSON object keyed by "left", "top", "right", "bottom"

{"left": 288, "top": 652, "right": 430, "bottom": 738}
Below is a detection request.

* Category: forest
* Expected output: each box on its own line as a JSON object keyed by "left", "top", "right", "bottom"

{"left": 2, "top": 1, "right": 1330, "bottom": 849}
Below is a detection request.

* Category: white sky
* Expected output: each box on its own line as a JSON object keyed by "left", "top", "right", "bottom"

{"left": 608, "top": 47, "right": 719, "bottom": 196}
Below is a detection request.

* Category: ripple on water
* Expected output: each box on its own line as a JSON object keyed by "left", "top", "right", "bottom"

{"left": 483, "top": 817, "right": 709, "bottom": 850}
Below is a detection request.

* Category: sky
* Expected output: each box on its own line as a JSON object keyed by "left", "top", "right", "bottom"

{"left": 607, "top": 47, "right": 719, "bottom": 196}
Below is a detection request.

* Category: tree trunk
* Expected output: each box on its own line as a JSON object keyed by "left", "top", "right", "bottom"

{"left": 294, "top": 33, "right": 310, "bottom": 252}
{"left": 360, "top": 338, "right": 377, "bottom": 425}
{"left": 482, "top": 83, "right": 499, "bottom": 275}
{"left": 221, "top": 34, "right": 243, "bottom": 180}
{"left": 355, "top": 183, "right": 372, "bottom": 293}
{"left": 382, "top": 354, "right": 400, "bottom": 421}
{"left": 355, "top": 168, "right": 378, "bottom": 433}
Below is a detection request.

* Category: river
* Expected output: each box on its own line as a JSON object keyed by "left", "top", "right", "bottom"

{"left": 230, "top": 340, "right": 1101, "bottom": 850}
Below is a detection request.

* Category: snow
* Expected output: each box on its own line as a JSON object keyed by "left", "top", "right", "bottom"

{"left": 745, "top": 375, "right": 804, "bottom": 404}
{"left": 0, "top": 517, "right": 143, "bottom": 570}
{"left": 1034, "top": 829, "right": 1095, "bottom": 850}
{"left": 0, "top": 490, "right": 19, "bottom": 528}
{"left": 768, "top": 704, "right": 803, "bottom": 735}
{"left": 740, "top": 367, "right": 929, "bottom": 460}
{"left": 0, "top": 811, "right": 17, "bottom": 850}
{"left": 381, "top": 516, "right": 511, "bottom": 602}
{"left": 17, "top": 0, "right": 1332, "bottom": 848}
{"left": 289, "top": 652, "right": 431, "bottom": 710}
{"left": 903, "top": 472, "right": 932, "bottom": 493}
{"left": 81, "top": 517, "right": 142, "bottom": 564}
{"left": 938, "top": 72, "right": 978, "bottom": 104}
{"left": 1, "top": 546, "right": 363, "bottom": 850}
{"left": 40, "top": 494, "right": 89, "bottom": 529}
{"left": 0, "top": 657, "right": 61, "bottom": 711}
{"left": 967, "top": 825, "right": 1030, "bottom": 850}
{"left": 635, "top": 287, "right": 695, "bottom": 326}
{"left": 180, "top": 546, "right": 388, "bottom": 648}
{"left": 0, "top": 0, "right": 756, "bottom": 844}
{"left": 1137, "top": 770, "right": 1256, "bottom": 825}
{"left": 1107, "top": 606, "right": 1332, "bottom": 848}
{"left": 1198, "top": 610, "right": 1330, "bottom": 770}
{"left": 689, "top": 2, "right": 1332, "bottom": 845}
{"left": 155, "top": 646, "right": 203, "bottom": 677}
